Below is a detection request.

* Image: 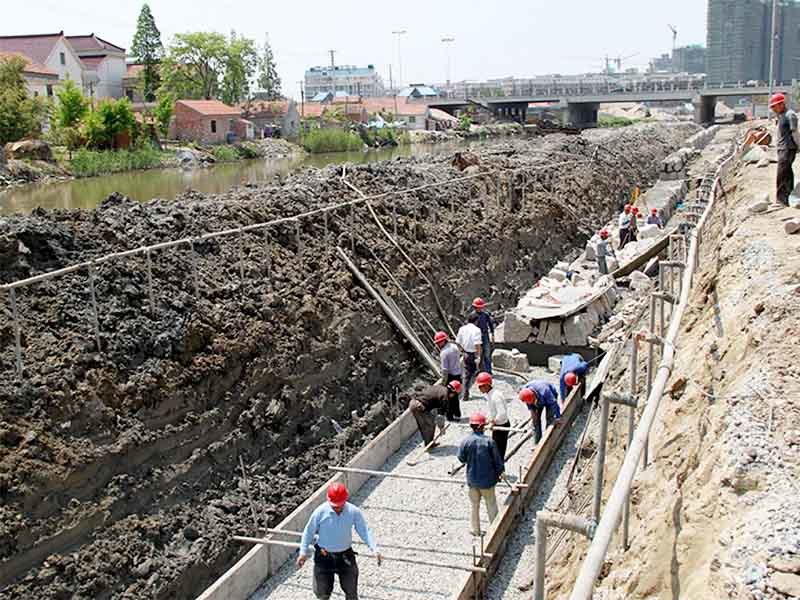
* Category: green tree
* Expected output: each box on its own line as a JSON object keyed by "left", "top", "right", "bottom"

{"left": 153, "top": 91, "right": 174, "bottom": 137}
{"left": 220, "top": 31, "right": 257, "bottom": 105}
{"left": 54, "top": 79, "right": 88, "bottom": 128}
{"left": 160, "top": 32, "right": 228, "bottom": 100}
{"left": 82, "top": 98, "right": 136, "bottom": 149}
{"left": 131, "top": 3, "right": 164, "bottom": 102}
{"left": 0, "top": 56, "right": 46, "bottom": 144}
{"left": 256, "top": 35, "right": 282, "bottom": 100}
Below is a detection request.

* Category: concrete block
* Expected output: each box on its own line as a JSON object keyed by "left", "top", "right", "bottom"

{"left": 584, "top": 303, "right": 601, "bottom": 328}
{"left": 543, "top": 320, "right": 563, "bottom": 345}
{"left": 638, "top": 224, "right": 661, "bottom": 239}
{"left": 503, "top": 311, "right": 532, "bottom": 343}
{"left": 548, "top": 354, "right": 564, "bottom": 374}
{"left": 563, "top": 314, "right": 592, "bottom": 346}
{"left": 630, "top": 270, "right": 653, "bottom": 292}
{"left": 536, "top": 320, "right": 550, "bottom": 344}
{"left": 493, "top": 348, "right": 530, "bottom": 372}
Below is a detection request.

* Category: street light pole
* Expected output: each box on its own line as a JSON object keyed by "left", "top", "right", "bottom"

{"left": 768, "top": 0, "right": 778, "bottom": 98}
{"left": 392, "top": 29, "right": 407, "bottom": 90}
{"left": 441, "top": 36, "right": 455, "bottom": 94}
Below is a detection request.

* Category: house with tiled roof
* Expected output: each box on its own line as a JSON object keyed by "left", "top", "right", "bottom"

{"left": 173, "top": 100, "right": 254, "bottom": 144}
{"left": 0, "top": 31, "right": 127, "bottom": 99}
{"left": 240, "top": 100, "right": 301, "bottom": 139}
{"left": 0, "top": 51, "right": 59, "bottom": 99}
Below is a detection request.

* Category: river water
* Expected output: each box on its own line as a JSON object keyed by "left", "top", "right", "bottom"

{"left": 0, "top": 142, "right": 471, "bottom": 215}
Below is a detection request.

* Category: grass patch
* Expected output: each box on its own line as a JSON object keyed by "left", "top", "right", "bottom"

{"left": 302, "top": 128, "right": 363, "bottom": 153}
{"left": 209, "top": 145, "right": 239, "bottom": 162}
{"left": 598, "top": 116, "right": 639, "bottom": 128}
{"left": 69, "top": 146, "right": 168, "bottom": 178}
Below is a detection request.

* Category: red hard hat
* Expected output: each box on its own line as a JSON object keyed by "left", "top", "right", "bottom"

{"left": 599, "top": 229, "right": 610, "bottom": 239}
{"left": 519, "top": 388, "right": 537, "bottom": 405}
{"left": 472, "top": 297, "right": 487, "bottom": 309}
{"left": 469, "top": 412, "right": 487, "bottom": 426}
{"left": 632, "top": 207, "right": 640, "bottom": 215}
{"left": 770, "top": 93, "right": 786, "bottom": 108}
{"left": 476, "top": 372, "right": 493, "bottom": 387}
{"left": 624, "top": 205, "right": 631, "bottom": 214}
{"left": 434, "top": 331, "right": 448, "bottom": 345}
{"left": 651, "top": 207, "right": 658, "bottom": 215}
{"left": 327, "top": 483, "right": 349, "bottom": 507}
{"left": 565, "top": 372, "right": 579, "bottom": 388}
{"left": 447, "top": 380, "right": 462, "bottom": 394}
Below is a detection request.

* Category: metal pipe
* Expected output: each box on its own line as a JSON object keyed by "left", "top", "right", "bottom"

{"left": 534, "top": 511, "right": 596, "bottom": 600}
{"left": 645, "top": 295, "right": 655, "bottom": 467}
{"left": 87, "top": 262, "right": 102, "bottom": 352}
{"left": 622, "top": 338, "right": 638, "bottom": 550}
{"left": 569, "top": 151, "right": 735, "bottom": 600}
{"left": 592, "top": 391, "right": 611, "bottom": 523}
{"left": 329, "top": 465, "right": 528, "bottom": 488}
{"left": 9, "top": 288, "right": 22, "bottom": 377}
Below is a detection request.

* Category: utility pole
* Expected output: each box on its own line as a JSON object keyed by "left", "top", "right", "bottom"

{"left": 329, "top": 49, "right": 337, "bottom": 96}
{"left": 769, "top": 0, "right": 778, "bottom": 98}
{"left": 389, "top": 64, "right": 398, "bottom": 118}
{"left": 441, "top": 36, "right": 455, "bottom": 94}
{"left": 392, "top": 29, "right": 407, "bottom": 89}
{"left": 297, "top": 80, "right": 305, "bottom": 119}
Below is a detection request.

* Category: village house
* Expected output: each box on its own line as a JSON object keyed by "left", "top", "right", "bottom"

{"left": 240, "top": 100, "right": 301, "bottom": 139}
{"left": 0, "top": 51, "right": 59, "bottom": 99}
{"left": 0, "top": 31, "right": 126, "bottom": 99}
{"left": 172, "top": 100, "right": 254, "bottom": 144}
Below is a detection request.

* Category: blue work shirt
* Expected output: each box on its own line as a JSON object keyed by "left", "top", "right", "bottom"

{"left": 471, "top": 310, "right": 495, "bottom": 340}
{"left": 458, "top": 431, "right": 504, "bottom": 489}
{"left": 299, "top": 502, "right": 378, "bottom": 557}
{"left": 524, "top": 380, "right": 561, "bottom": 419}
{"left": 559, "top": 353, "right": 590, "bottom": 403}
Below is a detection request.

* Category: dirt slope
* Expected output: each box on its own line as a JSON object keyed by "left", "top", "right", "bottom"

{"left": 0, "top": 124, "right": 696, "bottom": 599}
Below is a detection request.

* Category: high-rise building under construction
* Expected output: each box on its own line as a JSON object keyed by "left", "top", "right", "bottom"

{"left": 707, "top": 0, "right": 800, "bottom": 83}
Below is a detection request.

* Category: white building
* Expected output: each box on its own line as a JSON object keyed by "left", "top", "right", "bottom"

{"left": 66, "top": 34, "right": 127, "bottom": 99}
{"left": 0, "top": 51, "right": 59, "bottom": 99}
{"left": 304, "top": 64, "right": 384, "bottom": 98}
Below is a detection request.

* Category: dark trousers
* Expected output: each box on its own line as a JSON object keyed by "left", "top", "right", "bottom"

{"left": 446, "top": 373, "right": 462, "bottom": 420}
{"left": 530, "top": 404, "right": 558, "bottom": 444}
{"left": 618, "top": 227, "right": 630, "bottom": 250}
{"left": 777, "top": 149, "right": 797, "bottom": 205}
{"left": 463, "top": 352, "right": 478, "bottom": 400}
{"left": 410, "top": 399, "right": 436, "bottom": 445}
{"left": 480, "top": 336, "right": 492, "bottom": 374}
{"left": 492, "top": 426, "right": 509, "bottom": 459}
{"left": 313, "top": 548, "right": 358, "bottom": 600}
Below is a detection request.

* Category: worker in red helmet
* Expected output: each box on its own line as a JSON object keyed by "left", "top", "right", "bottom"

{"left": 558, "top": 353, "right": 589, "bottom": 403}
{"left": 410, "top": 381, "right": 461, "bottom": 447}
{"left": 470, "top": 297, "right": 496, "bottom": 375}
{"left": 456, "top": 313, "right": 483, "bottom": 401}
{"left": 457, "top": 412, "right": 504, "bottom": 536}
{"left": 519, "top": 379, "right": 561, "bottom": 444}
{"left": 628, "top": 206, "right": 639, "bottom": 243}
{"left": 477, "top": 372, "right": 510, "bottom": 458}
{"left": 297, "top": 482, "right": 382, "bottom": 599}
{"left": 647, "top": 207, "right": 664, "bottom": 229}
{"left": 435, "top": 330, "right": 463, "bottom": 420}
{"left": 770, "top": 92, "right": 799, "bottom": 206}
{"left": 618, "top": 205, "right": 633, "bottom": 249}
{"left": 596, "top": 229, "right": 616, "bottom": 276}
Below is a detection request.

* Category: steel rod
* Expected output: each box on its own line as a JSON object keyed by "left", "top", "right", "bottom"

{"left": 87, "top": 262, "right": 102, "bottom": 352}
{"left": 645, "top": 295, "right": 655, "bottom": 467}
{"left": 9, "top": 288, "right": 22, "bottom": 377}
{"left": 592, "top": 390, "right": 611, "bottom": 523}
{"left": 329, "top": 466, "right": 528, "bottom": 488}
{"left": 622, "top": 338, "right": 638, "bottom": 550}
{"left": 535, "top": 511, "right": 595, "bottom": 600}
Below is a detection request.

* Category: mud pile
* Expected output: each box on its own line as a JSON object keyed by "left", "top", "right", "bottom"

{"left": 0, "top": 122, "right": 696, "bottom": 599}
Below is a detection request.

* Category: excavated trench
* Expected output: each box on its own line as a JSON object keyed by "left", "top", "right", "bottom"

{"left": 0, "top": 123, "right": 697, "bottom": 599}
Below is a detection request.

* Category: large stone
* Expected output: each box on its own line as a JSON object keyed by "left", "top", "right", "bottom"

{"left": 638, "top": 223, "right": 661, "bottom": 240}
{"left": 769, "top": 572, "right": 800, "bottom": 597}
{"left": 585, "top": 241, "right": 597, "bottom": 261}
{"left": 492, "top": 348, "right": 530, "bottom": 372}
{"left": 564, "top": 314, "right": 592, "bottom": 346}
{"left": 4, "top": 139, "right": 53, "bottom": 162}
{"left": 743, "top": 145, "right": 767, "bottom": 164}
{"left": 748, "top": 194, "right": 770, "bottom": 214}
{"left": 548, "top": 268, "right": 567, "bottom": 282}
{"left": 784, "top": 219, "right": 800, "bottom": 235}
{"left": 543, "top": 320, "right": 563, "bottom": 345}
{"left": 629, "top": 270, "right": 653, "bottom": 292}
{"left": 503, "top": 312, "right": 532, "bottom": 343}
{"left": 769, "top": 556, "right": 800, "bottom": 574}
{"left": 548, "top": 354, "right": 564, "bottom": 373}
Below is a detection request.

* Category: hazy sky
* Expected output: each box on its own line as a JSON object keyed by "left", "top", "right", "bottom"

{"left": 3, "top": 0, "right": 707, "bottom": 98}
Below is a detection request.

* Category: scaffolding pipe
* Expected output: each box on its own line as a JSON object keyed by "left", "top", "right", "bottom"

{"left": 534, "top": 511, "right": 595, "bottom": 600}
{"left": 569, "top": 150, "right": 734, "bottom": 600}
{"left": 622, "top": 339, "right": 638, "bottom": 550}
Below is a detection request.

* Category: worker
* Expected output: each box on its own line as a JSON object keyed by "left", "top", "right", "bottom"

{"left": 618, "top": 205, "right": 633, "bottom": 249}
{"left": 519, "top": 380, "right": 561, "bottom": 444}
{"left": 770, "top": 92, "right": 799, "bottom": 206}
{"left": 471, "top": 298, "right": 496, "bottom": 374}
{"left": 632, "top": 185, "right": 641, "bottom": 204}
{"left": 457, "top": 412, "right": 504, "bottom": 537}
{"left": 434, "top": 331, "right": 463, "bottom": 420}
{"left": 559, "top": 353, "right": 589, "bottom": 403}
{"left": 409, "top": 381, "right": 461, "bottom": 447}
{"left": 455, "top": 313, "right": 483, "bottom": 401}
{"left": 647, "top": 207, "right": 664, "bottom": 229}
{"left": 476, "top": 372, "right": 510, "bottom": 458}
{"left": 629, "top": 207, "right": 639, "bottom": 243}
{"left": 596, "top": 229, "right": 616, "bottom": 275}
{"left": 297, "top": 482, "right": 382, "bottom": 600}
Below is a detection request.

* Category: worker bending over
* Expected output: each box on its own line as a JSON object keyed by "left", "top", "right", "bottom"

{"left": 410, "top": 381, "right": 461, "bottom": 448}
{"left": 559, "top": 352, "right": 589, "bottom": 403}
{"left": 647, "top": 208, "right": 664, "bottom": 229}
{"left": 477, "top": 372, "right": 510, "bottom": 458}
{"left": 596, "top": 229, "right": 615, "bottom": 275}
{"left": 456, "top": 313, "right": 483, "bottom": 401}
{"left": 297, "top": 483, "right": 382, "bottom": 600}
{"left": 434, "top": 331, "right": 463, "bottom": 420}
{"left": 519, "top": 380, "right": 561, "bottom": 444}
{"left": 470, "top": 297, "right": 495, "bottom": 374}
{"left": 458, "top": 412, "right": 504, "bottom": 537}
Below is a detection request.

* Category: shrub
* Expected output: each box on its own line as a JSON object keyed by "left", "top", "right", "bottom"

{"left": 0, "top": 55, "right": 47, "bottom": 144}
{"left": 54, "top": 79, "right": 88, "bottom": 128}
{"left": 598, "top": 115, "right": 638, "bottom": 128}
{"left": 153, "top": 92, "right": 174, "bottom": 137}
{"left": 234, "top": 142, "right": 260, "bottom": 159}
{"left": 209, "top": 145, "right": 239, "bottom": 162}
{"left": 302, "top": 128, "right": 363, "bottom": 153}
{"left": 69, "top": 146, "right": 165, "bottom": 177}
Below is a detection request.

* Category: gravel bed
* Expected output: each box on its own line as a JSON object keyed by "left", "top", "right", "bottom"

{"left": 251, "top": 369, "right": 563, "bottom": 599}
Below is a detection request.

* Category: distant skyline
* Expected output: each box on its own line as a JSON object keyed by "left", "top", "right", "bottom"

{"left": 3, "top": 0, "right": 707, "bottom": 99}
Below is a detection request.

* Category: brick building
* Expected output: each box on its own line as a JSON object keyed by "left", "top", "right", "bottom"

{"left": 173, "top": 100, "right": 250, "bottom": 144}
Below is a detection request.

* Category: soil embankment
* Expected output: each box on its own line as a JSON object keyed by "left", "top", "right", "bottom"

{"left": 0, "top": 123, "right": 696, "bottom": 599}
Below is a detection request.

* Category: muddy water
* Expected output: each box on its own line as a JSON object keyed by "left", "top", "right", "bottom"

{"left": 0, "top": 142, "right": 472, "bottom": 215}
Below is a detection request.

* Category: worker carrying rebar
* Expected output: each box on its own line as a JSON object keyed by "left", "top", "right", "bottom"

{"left": 470, "top": 297, "right": 496, "bottom": 374}
{"left": 456, "top": 313, "right": 483, "bottom": 401}
{"left": 770, "top": 92, "right": 800, "bottom": 206}
{"left": 297, "top": 482, "right": 382, "bottom": 600}
{"left": 476, "top": 372, "right": 510, "bottom": 458}
{"left": 559, "top": 353, "right": 589, "bottom": 403}
{"left": 596, "top": 229, "right": 616, "bottom": 276}
{"left": 519, "top": 380, "right": 561, "bottom": 444}
{"left": 647, "top": 207, "right": 664, "bottom": 229}
{"left": 410, "top": 381, "right": 461, "bottom": 447}
{"left": 434, "top": 331, "right": 463, "bottom": 420}
{"left": 458, "top": 412, "right": 505, "bottom": 537}
{"left": 618, "top": 205, "right": 633, "bottom": 249}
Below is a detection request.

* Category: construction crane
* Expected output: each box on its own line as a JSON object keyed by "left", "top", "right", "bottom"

{"left": 614, "top": 53, "right": 639, "bottom": 72}
{"left": 668, "top": 24, "right": 678, "bottom": 72}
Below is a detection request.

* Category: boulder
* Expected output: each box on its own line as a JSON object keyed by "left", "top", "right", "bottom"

{"left": 503, "top": 312, "right": 533, "bottom": 343}
{"left": 743, "top": 144, "right": 767, "bottom": 164}
{"left": 769, "top": 572, "right": 800, "bottom": 597}
{"left": 492, "top": 348, "right": 530, "bottom": 372}
{"left": 4, "top": 139, "right": 53, "bottom": 162}
{"left": 784, "top": 219, "right": 800, "bottom": 235}
{"left": 638, "top": 223, "right": 661, "bottom": 240}
{"left": 543, "top": 321, "right": 563, "bottom": 345}
{"left": 629, "top": 270, "right": 653, "bottom": 292}
{"left": 585, "top": 241, "right": 597, "bottom": 261}
{"left": 548, "top": 268, "right": 567, "bottom": 282}
{"left": 748, "top": 196, "right": 769, "bottom": 214}
{"left": 563, "top": 314, "right": 593, "bottom": 346}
